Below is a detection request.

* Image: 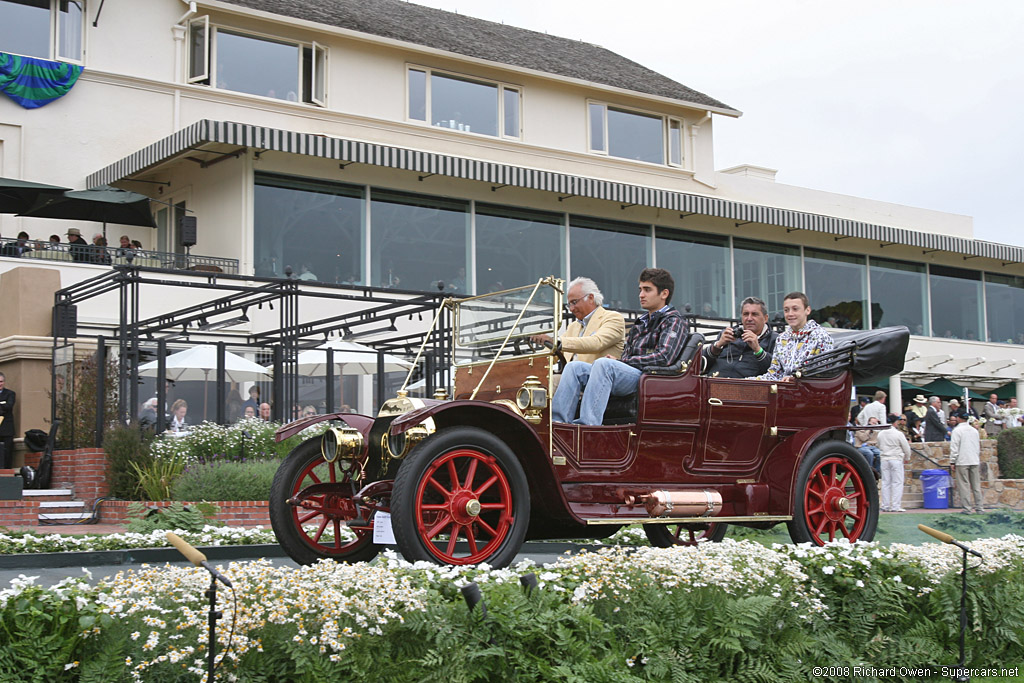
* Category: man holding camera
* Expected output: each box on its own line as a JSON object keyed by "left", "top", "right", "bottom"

{"left": 703, "top": 296, "right": 778, "bottom": 378}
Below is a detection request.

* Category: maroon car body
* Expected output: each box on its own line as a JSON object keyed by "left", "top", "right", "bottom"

{"left": 270, "top": 278, "right": 907, "bottom": 567}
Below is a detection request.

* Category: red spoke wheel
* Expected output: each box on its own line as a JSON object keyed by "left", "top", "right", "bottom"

{"left": 644, "top": 521, "right": 728, "bottom": 547}
{"left": 391, "top": 426, "right": 530, "bottom": 568}
{"left": 787, "top": 441, "right": 878, "bottom": 545}
{"left": 270, "top": 439, "right": 380, "bottom": 565}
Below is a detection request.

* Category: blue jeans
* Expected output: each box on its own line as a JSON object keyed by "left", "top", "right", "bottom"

{"left": 859, "top": 445, "right": 881, "bottom": 471}
{"left": 551, "top": 358, "right": 642, "bottom": 426}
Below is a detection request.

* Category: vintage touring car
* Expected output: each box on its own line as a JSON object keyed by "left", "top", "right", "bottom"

{"left": 270, "top": 277, "right": 909, "bottom": 568}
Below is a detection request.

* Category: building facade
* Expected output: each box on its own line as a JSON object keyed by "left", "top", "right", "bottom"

{"left": 2, "top": 0, "right": 1024, "bottom": 433}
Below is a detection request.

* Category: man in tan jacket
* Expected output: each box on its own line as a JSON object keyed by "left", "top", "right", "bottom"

{"left": 533, "top": 276, "right": 625, "bottom": 367}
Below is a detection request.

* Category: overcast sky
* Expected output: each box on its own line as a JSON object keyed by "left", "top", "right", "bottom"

{"left": 410, "top": 0, "right": 1024, "bottom": 247}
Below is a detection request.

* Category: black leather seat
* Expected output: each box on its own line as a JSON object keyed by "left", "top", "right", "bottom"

{"left": 601, "top": 333, "right": 704, "bottom": 425}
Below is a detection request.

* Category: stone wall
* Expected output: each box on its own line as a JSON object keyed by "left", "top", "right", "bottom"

{"left": 908, "top": 440, "right": 1024, "bottom": 509}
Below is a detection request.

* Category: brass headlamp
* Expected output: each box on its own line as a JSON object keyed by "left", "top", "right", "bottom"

{"left": 515, "top": 375, "right": 547, "bottom": 424}
{"left": 321, "top": 427, "right": 365, "bottom": 464}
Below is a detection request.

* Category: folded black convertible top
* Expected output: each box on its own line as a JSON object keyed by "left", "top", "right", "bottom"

{"left": 801, "top": 326, "right": 911, "bottom": 385}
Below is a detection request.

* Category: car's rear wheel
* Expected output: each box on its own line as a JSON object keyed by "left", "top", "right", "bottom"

{"left": 787, "top": 440, "right": 878, "bottom": 545}
{"left": 270, "top": 438, "right": 381, "bottom": 565}
{"left": 391, "top": 426, "right": 529, "bottom": 568}
{"left": 644, "top": 522, "right": 728, "bottom": 547}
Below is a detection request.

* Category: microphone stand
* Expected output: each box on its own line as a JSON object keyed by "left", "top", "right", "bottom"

{"left": 919, "top": 524, "right": 981, "bottom": 681}
{"left": 166, "top": 532, "right": 232, "bottom": 682}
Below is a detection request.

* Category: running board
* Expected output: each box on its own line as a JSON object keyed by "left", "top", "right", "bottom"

{"left": 584, "top": 515, "right": 793, "bottom": 525}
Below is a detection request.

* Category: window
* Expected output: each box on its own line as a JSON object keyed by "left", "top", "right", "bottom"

{"left": 588, "top": 102, "right": 684, "bottom": 166}
{"left": 476, "top": 204, "right": 563, "bottom": 292}
{"left": 188, "top": 18, "right": 325, "bottom": 105}
{"left": 985, "top": 274, "right": 1024, "bottom": 345}
{"left": 656, "top": 228, "right": 731, "bottom": 318}
{"left": 804, "top": 249, "right": 867, "bottom": 329}
{"left": 732, "top": 239, "right": 802, "bottom": 319}
{"left": 407, "top": 67, "right": 520, "bottom": 139}
{"left": 0, "top": 0, "right": 83, "bottom": 61}
{"left": 569, "top": 216, "right": 649, "bottom": 310}
{"left": 370, "top": 190, "right": 469, "bottom": 292}
{"left": 930, "top": 265, "right": 983, "bottom": 341}
{"left": 254, "top": 174, "right": 364, "bottom": 284}
{"left": 869, "top": 257, "right": 927, "bottom": 335}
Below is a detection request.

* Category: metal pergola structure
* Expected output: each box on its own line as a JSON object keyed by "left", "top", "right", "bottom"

{"left": 51, "top": 265, "right": 453, "bottom": 446}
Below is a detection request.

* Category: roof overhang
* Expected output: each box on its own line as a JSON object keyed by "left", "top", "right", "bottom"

{"left": 88, "top": 119, "right": 1024, "bottom": 265}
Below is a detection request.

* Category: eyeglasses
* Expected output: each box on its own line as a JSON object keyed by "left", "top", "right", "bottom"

{"left": 567, "top": 294, "right": 591, "bottom": 308}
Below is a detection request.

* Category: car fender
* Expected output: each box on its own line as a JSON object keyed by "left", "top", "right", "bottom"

{"left": 392, "top": 401, "right": 572, "bottom": 523}
{"left": 274, "top": 412, "right": 375, "bottom": 443}
{"left": 762, "top": 424, "right": 851, "bottom": 515}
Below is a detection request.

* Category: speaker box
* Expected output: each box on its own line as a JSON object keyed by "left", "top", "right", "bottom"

{"left": 179, "top": 215, "right": 197, "bottom": 247}
{"left": 53, "top": 304, "right": 78, "bottom": 338}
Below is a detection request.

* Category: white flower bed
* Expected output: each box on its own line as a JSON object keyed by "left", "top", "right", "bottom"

{"left": 0, "top": 526, "right": 277, "bottom": 555}
{"left": 3, "top": 535, "right": 1023, "bottom": 680}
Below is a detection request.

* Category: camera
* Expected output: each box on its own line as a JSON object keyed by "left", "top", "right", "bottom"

{"left": 731, "top": 324, "right": 744, "bottom": 338}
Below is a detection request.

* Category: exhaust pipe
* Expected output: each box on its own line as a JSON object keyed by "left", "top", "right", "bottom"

{"left": 632, "top": 490, "right": 723, "bottom": 518}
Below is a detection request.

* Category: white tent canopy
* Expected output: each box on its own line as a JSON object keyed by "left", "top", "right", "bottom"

{"left": 295, "top": 339, "right": 412, "bottom": 376}
{"left": 138, "top": 344, "right": 271, "bottom": 382}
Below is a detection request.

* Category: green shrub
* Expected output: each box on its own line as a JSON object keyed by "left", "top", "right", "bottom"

{"left": 996, "top": 427, "right": 1024, "bottom": 478}
{"left": 124, "top": 501, "right": 220, "bottom": 533}
{"left": 171, "top": 459, "right": 281, "bottom": 501}
{"left": 129, "top": 450, "right": 188, "bottom": 501}
{"left": 102, "top": 424, "right": 154, "bottom": 500}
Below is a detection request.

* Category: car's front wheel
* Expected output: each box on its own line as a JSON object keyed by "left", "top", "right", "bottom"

{"left": 787, "top": 440, "right": 878, "bottom": 545}
{"left": 391, "top": 426, "right": 529, "bottom": 568}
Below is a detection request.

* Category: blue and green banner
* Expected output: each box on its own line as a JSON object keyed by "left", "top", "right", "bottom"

{"left": 0, "top": 52, "right": 83, "bottom": 109}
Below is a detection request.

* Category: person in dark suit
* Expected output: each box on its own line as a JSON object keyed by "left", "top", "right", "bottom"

{"left": 703, "top": 296, "right": 779, "bottom": 378}
{"left": 924, "top": 395, "right": 947, "bottom": 442}
{"left": 0, "top": 372, "right": 15, "bottom": 469}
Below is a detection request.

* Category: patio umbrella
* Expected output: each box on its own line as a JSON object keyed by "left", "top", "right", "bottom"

{"left": 919, "top": 378, "right": 987, "bottom": 401}
{"left": 0, "top": 177, "right": 71, "bottom": 214}
{"left": 138, "top": 344, "right": 271, "bottom": 418}
{"left": 19, "top": 184, "right": 156, "bottom": 239}
{"left": 296, "top": 340, "right": 413, "bottom": 376}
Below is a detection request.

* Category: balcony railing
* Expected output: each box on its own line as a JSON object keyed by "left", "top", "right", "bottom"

{"left": 0, "top": 238, "right": 239, "bottom": 274}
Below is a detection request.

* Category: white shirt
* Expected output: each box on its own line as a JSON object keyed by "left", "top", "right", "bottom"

{"left": 950, "top": 422, "right": 981, "bottom": 466}
{"left": 857, "top": 400, "right": 887, "bottom": 426}
{"left": 877, "top": 427, "right": 911, "bottom": 460}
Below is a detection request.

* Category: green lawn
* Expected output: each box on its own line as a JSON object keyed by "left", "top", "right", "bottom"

{"left": 725, "top": 509, "right": 1024, "bottom": 547}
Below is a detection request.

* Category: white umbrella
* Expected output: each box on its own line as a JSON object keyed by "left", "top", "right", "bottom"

{"left": 139, "top": 344, "right": 271, "bottom": 417}
{"left": 295, "top": 340, "right": 412, "bottom": 376}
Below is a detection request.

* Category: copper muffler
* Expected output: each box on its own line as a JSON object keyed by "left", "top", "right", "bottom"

{"left": 632, "top": 490, "right": 723, "bottom": 518}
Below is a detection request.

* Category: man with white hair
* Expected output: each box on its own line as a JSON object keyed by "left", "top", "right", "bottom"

{"left": 139, "top": 397, "right": 159, "bottom": 428}
{"left": 924, "top": 396, "right": 947, "bottom": 442}
{"left": 532, "top": 276, "right": 624, "bottom": 364}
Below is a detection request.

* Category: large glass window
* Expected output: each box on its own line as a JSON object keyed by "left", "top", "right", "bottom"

{"left": 869, "top": 257, "right": 927, "bottom": 334}
{"left": 0, "top": 0, "right": 82, "bottom": 61}
{"left": 655, "top": 228, "right": 731, "bottom": 318}
{"left": 985, "top": 274, "right": 1024, "bottom": 345}
{"left": 408, "top": 67, "right": 520, "bottom": 139}
{"left": 588, "top": 103, "right": 680, "bottom": 166}
{"left": 370, "top": 190, "right": 469, "bottom": 292}
{"left": 929, "top": 265, "right": 983, "bottom": 341}
{"left": 189, "top": 21, "right": 325, "bottom": 104}
{"left": 732, "top": 238, "right": 802, "bottom": 319}
{"left": 475, "top": 204, "right": 563, "bottom": 292}
{"left": 254, "top": 174, "right": 364, "bottom": 284}
{"left": 569, "top": 216, "right": 649, "bottom": 310}
{"left": 804, "top": 249, "right": 867, "bottom": 329}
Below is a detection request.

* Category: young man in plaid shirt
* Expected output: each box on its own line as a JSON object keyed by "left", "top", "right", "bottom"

{"left": 552, "top": 268, "right": 688, "bottom": 425}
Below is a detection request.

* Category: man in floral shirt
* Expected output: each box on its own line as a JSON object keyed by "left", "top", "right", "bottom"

{"left": 552, "top": 268, "right": 687, "bottom": 425}
{"left": 754, "top": 292, "right": 833, "bottom": 381}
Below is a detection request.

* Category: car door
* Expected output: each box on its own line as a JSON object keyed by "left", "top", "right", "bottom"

{"left": 692, "top": 377, "right": 778, "bottom": 476}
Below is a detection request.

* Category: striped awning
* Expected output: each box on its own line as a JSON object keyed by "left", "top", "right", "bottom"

{"left": 87, "top": 119, "right": 1023, "bottom": 264}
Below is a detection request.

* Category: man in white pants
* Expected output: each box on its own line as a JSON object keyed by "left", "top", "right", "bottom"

{"left": 950, "top": 414, "right": 984, "bottom": 514}
{"left": 877, "top": 414, "right": 911, "bottom": 512}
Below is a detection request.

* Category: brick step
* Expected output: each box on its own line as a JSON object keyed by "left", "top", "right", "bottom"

{"left": 37, "top": 501, "right": 86, "bottom": 515}
{"left": 22, "top": 488, "right": 74, "bottom": 502}
{"left": 38, "top": 511, "right": 93, "bottom": 522}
